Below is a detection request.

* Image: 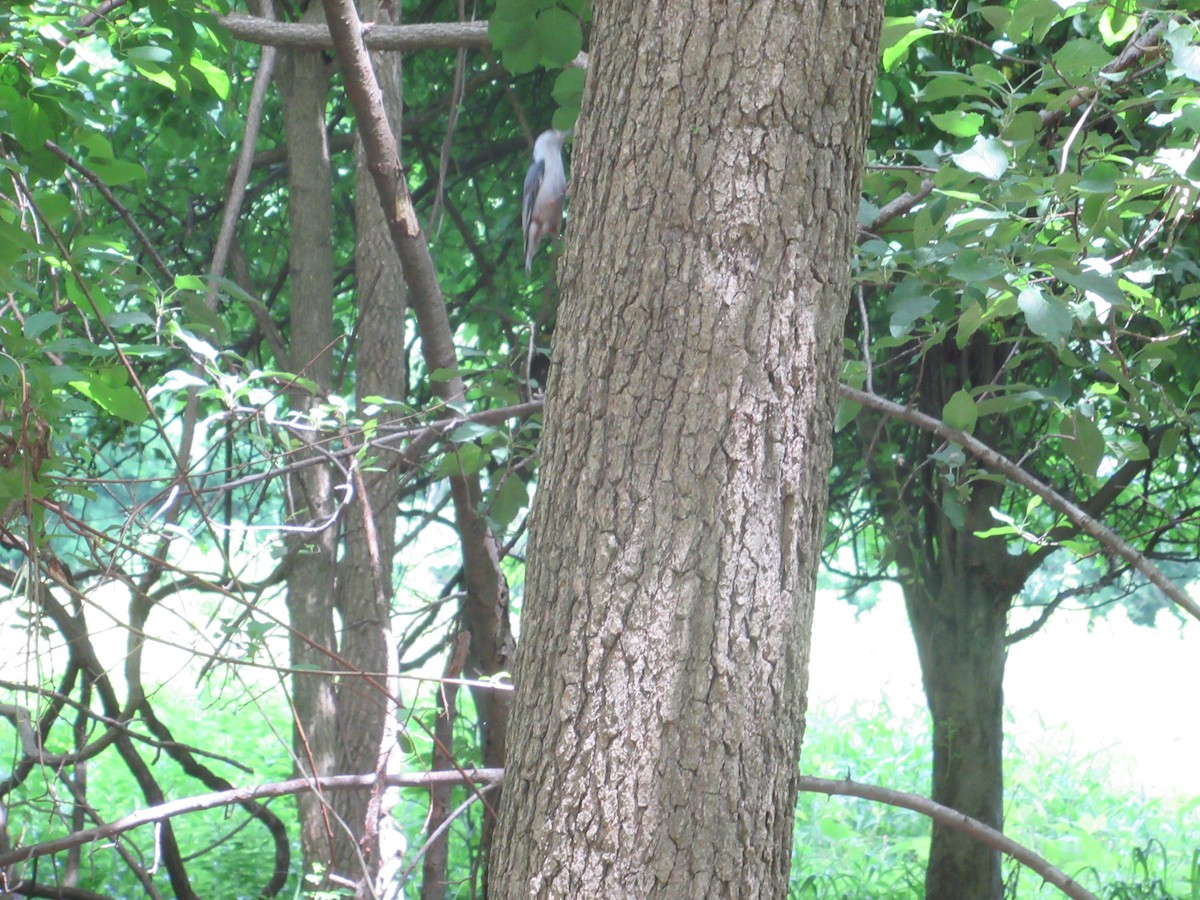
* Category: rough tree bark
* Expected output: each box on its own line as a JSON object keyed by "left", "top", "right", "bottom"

{"left": 325, "top": 0, "right": 408, "bottom": 889}
{"left": 490, "top": 1, "right": 884, "bottom": 896}
{"left": 276, "top": 13, "right": 344, "bottom": 880}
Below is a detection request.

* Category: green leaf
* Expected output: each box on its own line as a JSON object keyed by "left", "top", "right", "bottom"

{"left": 23, "top": 311, "right": 61, "bottom": 340}
{"left": 834, "top": 398, "right": 861, "bottom": 432}
{"left": 534, "top": 8, "right": 582, "bottom": 66}
{"left": 931, "top": 111, "right": 984, "bottom": 138}
{"left": 0, "top": 218, "right": 38, "bottom": 268}
{"left": 491, "top": 0, "right": 541, "bottom": 21}
{"left": 955, "top": 300, "right": 985, "bottom": 348}
{"left": 552, "top": 66, "right": 585, "bottom": 106}
{"left": 434, "top": 443, "right": 485, "bottom": 478}
{"left": 189, "top": 54, "right": 231, "bottom": 100}
{"left": 174, "top": 274, "right": 207, "bottom": 292}
{"left": 1018, "top": 287, "right": 1072, "bottom": 344}
{"left": 1098, "top": 0, "right": 1138, "bottom": 45}
{"left": 87, "top": 158, "right": 146, "bottom": 186}
{"left": 880, "top": 17, "right": 932, "bottom": 71}
{"left": 125, "top": 45, "right": 173, "bottom": 65}
{"left": 951, "top": 137, "right": 1008, "bottom": 181}
{"left": 551, "top": 67, "right": 585, "bottom": 130}
{"left": 1076, "top": 162, "right": 1119, "bottom": 195}
{"left": 1061, "top": 411, "right": 1105, "bottom": 478}
{"left": 1167, "top": 27, "right": 1200, "bottom": 83}
{"left": 947, "top": 251, "right": 1006, "bottom": 282}
{"left": 450, "top": 421, "right": 498, "bottom": 443}
{"left": 923, "top": 74, "right": 984, "bottom": 103}
{"left": 941, "top": 492, "right": 967, "bottom": 531}
{"left": 1053, "top": 40, "right": 1113, "bottom": 79}
{"left": 488, "top": 476, "right": 529, "bottom": 531}
{"left": 887, "top": 288, "right": 937, "bottom": 338}
{"left": 69, "top": 371, "right": 149, "bottom": 425}
{"left": 1055, "top": 267, "right": 1126, "bottom": 308}
{"left": 942, "top": 390, "right": 978, "bottom": 434}
{"left": 1004, "top": 0, "right": 1063, "bottom": 42}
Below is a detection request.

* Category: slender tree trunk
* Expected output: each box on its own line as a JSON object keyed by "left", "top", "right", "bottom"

{"left": 490, "top": 1, "right": 883, "bottom": 896}
{"left": 327, "top": 0, "right": 408, "bottom": 889}
{"left": 277, "top": 11, "right": 342, "bottom": 879}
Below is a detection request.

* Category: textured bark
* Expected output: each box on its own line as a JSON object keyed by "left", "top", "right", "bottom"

{"left": 490, "top": 1, "right": 883, "bottom": 896}
{"left": 276, "top": 16, "right": 341, "bottom": 878}
{"left": 318, "top": 0, "right": 514, "bottom": 873}
{"left": 326, "top": 0, "right": 407, "bottom": 888}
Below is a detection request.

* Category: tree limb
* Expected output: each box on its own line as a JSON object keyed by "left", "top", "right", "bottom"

{"left": 1, "top": 768, "right": 1099, "bottom": 900}
{"left": 840, "top": 384, "right": 1200, "bottom": 621}
{"left": 798, "top": 775, "right": 1098, "bottom": 900}
{"left": 220, "top": 13, "right": 490, "bottom": 52}
{"left": 0, "top": 770, "right": 505, "bottom": 869}
{"left": 219, "top": 13, "right": 589, "bottom": 68}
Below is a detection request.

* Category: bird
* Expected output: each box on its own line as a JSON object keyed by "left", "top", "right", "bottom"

{"left": 522, "top": 129, "right": 570, "bottom": 274}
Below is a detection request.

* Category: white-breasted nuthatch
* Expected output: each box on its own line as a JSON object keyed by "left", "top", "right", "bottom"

{"left": 522, "top": 129, "right": 569, "bottom": 274}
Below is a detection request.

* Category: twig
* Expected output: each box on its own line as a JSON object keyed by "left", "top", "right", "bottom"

{"left": 43, "top": 141, "right": 171, "bottom": 281}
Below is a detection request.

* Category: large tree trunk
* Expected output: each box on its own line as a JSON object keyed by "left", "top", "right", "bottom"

{"left": 489, "top": 1, "right": 883, "bottom": 896}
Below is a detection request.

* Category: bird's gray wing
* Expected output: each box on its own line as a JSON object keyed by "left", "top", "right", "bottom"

{"left": 522, "top": 158, "right": 545, "bottom": 237}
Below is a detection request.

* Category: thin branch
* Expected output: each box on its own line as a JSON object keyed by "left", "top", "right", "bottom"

{"left": 43, "top": 141, "right": 171, "bottom": 282}
{"left": 840, "top": 384, "right": 1200, "bottom": 622}
{"left": 859, "top": 178, "right": 935, "bottom": 239}
{"left": 797, "top": 775, "right": 1098, "bottom": 900}
{"left": 0, "top": 770, "right": 505, "bottom": 869}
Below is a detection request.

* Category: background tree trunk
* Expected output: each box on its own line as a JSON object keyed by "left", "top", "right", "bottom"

{"left": 490, "top": 1, "right": 883, "bottom": 896}
{"left": 858, "top": 339, "right": 1021, "bottom": 899}
{"left": 327, "top": 0, "right": 408, "bottom": 889}
{"left": 276, "top": 20, "right": 343, "bottom": 881}
{"left": 903, "top": 573, "right": 1009, "bottom": 899}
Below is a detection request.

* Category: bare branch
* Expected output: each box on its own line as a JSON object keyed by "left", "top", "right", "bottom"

{"left": 798, "top": 775, "right": 1099, "bottom": 900}
{"left": 840, "top": 384, "right": 1200, "bottom": 622}
{"left": 859, "top": 178, "right": 935, "bottom": 240}
{"left": 218, "top": 13, "right": 589, "bottom": 68}
{"left": 0, "top": 770, "right": 504, "bottom": 869}
{"left": 219, "top": 13, "right": 490, "bottom": 52}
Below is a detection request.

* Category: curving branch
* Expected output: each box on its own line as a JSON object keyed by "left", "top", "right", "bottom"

{"left": 1, "top": 769, "right": 1098, "bottom": 900}
{"left": 839, "top": 384, "right": 1200, "bottom": 622}
{"left": 0, "top": 770, "right": 505, "bottom": 869}
{"left": 797, "top": 776, "right": 1098, "bottom": 900}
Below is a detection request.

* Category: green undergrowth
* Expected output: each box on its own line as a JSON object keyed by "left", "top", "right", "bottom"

{"left": 792, "top": 702, "right": 1200, "bottom": 899}
{"left": 5, "top": 687, "right": 1196, "bottom": 897}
